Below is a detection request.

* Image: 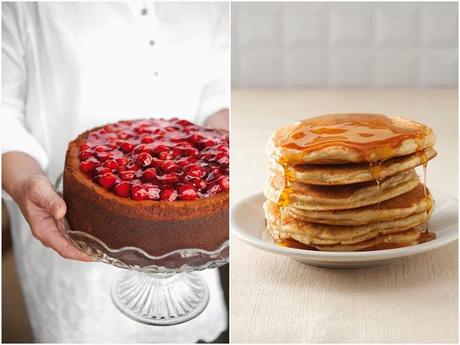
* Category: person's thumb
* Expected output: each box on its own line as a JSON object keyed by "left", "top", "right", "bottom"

{"left": 29, "top": 178, "right": 67, "bottom": 220}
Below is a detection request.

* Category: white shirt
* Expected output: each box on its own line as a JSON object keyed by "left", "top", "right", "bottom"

{"left": 2, "top": 2, "right": 229, "bottom": 342}
{"left": 2, "top": 1, "right": 229, "bottom": 181}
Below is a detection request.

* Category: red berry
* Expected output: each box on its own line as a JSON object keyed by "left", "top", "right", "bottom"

{"left": 153, "top": 144, "right": 169, "bottom": 154}
{"left": 216, "top": 152, "right": 229, "bottom": 165}
{"left": 96, "top": 151, "right": 113, "bottom": 161}
{"left": 142, "top": 168, "right": 157, "bottom": 181}
{"left": 120, "top": 142, "right": 134, "bottom": 153}
{"left": 116, "top": 157, "right": 129, "bottom": 166}
{"left": 185, "top": 147, "right": 199, "bottom": 156}
{"left": 207, "top": 184, "right": 221, "bottom": 196}
{"left": 131, "top": 184, "right": 149, "bottom": 200}
{"left": 79, "top": 144, "right": 90, "bottom": 151}
{"left": 135, "top": 152, "right": 153, "bottom": 167}
{"left": 119, "top": 170, "right": 136, "bottom": 181}
{"left": 118, "top": 131, "right": 130, "bottom": 140}
{"left": 79, "top": 158, "right": 99, "bottom": 173}
{"left": 103, "top": 159, "right": 118, "bottom": 170}
{"left": 176, "top": 119, "right": 192, "bottom": 127}
{"left": 133, "top": 144, "right": 152, "bottom": 155}
{"left": 201, "top": 139, "right": 216, "bottom": 147}
{"left": 158, "top": 173, "right": 179, "bottom": 184}
{"left": 79, "top": 150, "right": 93, "bottom": 161}
{"left": 113, "top": 181, "right": 130, "bottom": 198}
{"left": 126, "top": 161, "right": 139, "bottom": 170}
{"left": 190, "top": 178, "right": 207, "bottom": 191}
{"left": 162, "top": 161, "right": 180, "bottom": 173}
{"left": 218, "top": 175, "right": 229, "bottom": 191}
{"left": 152, "top": 158, "right": 165, "bottom": 169}
{"left": 184, "top": 164, "right": 205, "bottom": 178}
{"left": 94, "top": 145, "right": 108, "bottom": 152}
{"left": 160, "top": 188, "right": 178, "bottom": 201}
{"left": 99, "top": 172, "right": 117, "bottom": 190}
{"left": 146, "top": 185, "right": 161, "bottom": 200}
{"left": 178, "top": 184, "right": 197, "bottom": 200}
{"left": 141, "top": 136, "right": 154, "bottom": 143}
{"left": 95, "top": 166, "right": 112, "bottom": 175}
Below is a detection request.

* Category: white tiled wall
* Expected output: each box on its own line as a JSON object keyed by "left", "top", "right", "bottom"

{"left": 232, "top": 2, "right": 458, "bottom": 87}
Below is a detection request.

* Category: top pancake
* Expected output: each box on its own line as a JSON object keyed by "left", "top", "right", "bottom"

{"left": 269, "top": 113, "right": 436, "bottom": 164}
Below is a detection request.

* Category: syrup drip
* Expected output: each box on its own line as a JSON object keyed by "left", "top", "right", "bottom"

{"left": 416, "top": 150, "right": 432, "bottom": 233}
{"left": 369, "top": 161, "right": 383, "bottom": 236}
{"left": 277, "top": 160, "right": 292, "bottom": 207}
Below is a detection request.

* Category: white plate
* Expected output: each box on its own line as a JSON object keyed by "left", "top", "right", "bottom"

{"left": 231, "top": 191, "right": 458, "bottom": 268}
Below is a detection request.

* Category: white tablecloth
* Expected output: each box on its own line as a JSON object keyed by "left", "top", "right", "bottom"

{"left": 230, "top": 88, "right": 458, "bottom": 343}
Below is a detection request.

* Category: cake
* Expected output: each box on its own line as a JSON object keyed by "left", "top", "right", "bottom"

{"left": 264, "top": 113, "right": 437, "bottom": 251}
{"left": 64, "top": 118, "right": 229, "bottom": 264}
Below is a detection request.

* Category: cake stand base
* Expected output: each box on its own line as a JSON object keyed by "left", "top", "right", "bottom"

{"left": 111, "top": 270, "right": 209, "bottom": 325}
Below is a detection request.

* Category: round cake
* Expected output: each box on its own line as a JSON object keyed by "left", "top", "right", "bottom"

{"left": 63, "top": 118, "right": 229, "bottom": 264}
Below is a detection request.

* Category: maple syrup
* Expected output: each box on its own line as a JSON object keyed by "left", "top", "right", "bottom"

{"left": 278, "top": 113, "right": 429, "bottom": 163}
{"left": 418, "top": 231, "right": 436, "bottom": 244}
{"left": 276, "top": 238, "right": 316, "bottom": 250}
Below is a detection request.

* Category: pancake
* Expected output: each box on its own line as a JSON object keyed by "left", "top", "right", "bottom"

{"left": 273, "top": 147, "right": 437, "bottom": 186}
{"left": 265, "top": 169, "right": 419, "bottom": 211}
{"left": 283, "top": 183, "right": 432, "bottom": 225}
{"left": 265, "top": 201, "right": 430, "bottom": 246}
{"left": 268, "top": 113, "right": 435, "bottom": 165}
{"left": 291, "top": 228, "right": 421, "bottom": 252}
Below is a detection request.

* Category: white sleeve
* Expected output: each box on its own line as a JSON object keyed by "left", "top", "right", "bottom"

{"left": 196, "top": 4, "right": 230, "bottom": 122}
{"left": 2, "top": 3, "right": 49, "bottom": 171}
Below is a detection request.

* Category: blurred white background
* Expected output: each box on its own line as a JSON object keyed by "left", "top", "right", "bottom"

{"left": 232, "top": 2, "right": 458, "bottom": 88}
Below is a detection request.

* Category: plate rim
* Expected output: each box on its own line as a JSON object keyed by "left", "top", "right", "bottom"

{"left": 231, "top": 190, "right": 458, "bottom": 262}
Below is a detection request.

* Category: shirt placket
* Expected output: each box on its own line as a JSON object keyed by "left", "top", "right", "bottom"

{"left": 138, "top": 1, "right": 160, "bottom": 78}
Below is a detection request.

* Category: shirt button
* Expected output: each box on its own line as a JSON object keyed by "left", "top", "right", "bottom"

{"left": 149, "top": 40, "right": 155, "bottom": 46}
{"left": 141, "top": 8, "right": 148, "bottom": 15}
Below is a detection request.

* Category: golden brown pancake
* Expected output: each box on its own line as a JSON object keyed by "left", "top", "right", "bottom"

{"left": 265, "top": 201, "right": 430, "bottom": 246}
{"left": 291, "top": 228, "right": 421, "bottom": 251}
{"left": 265, "top": 169, "right": 419, "bottom": 211}
{"left": 272, "top": 147, "right": 436, "bottom": 185}
{"left": 268, "top": 113, "right": 436, "bottom": 165}
{"left": 283, "top": 183, "right": 432, "bottom": 225}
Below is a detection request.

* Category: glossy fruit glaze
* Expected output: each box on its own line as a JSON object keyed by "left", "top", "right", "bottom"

{"left": 78, "top": 118, "right": 229, "bottom": 201}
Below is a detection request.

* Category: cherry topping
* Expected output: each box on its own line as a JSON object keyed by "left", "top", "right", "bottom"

{"left": 218, "top": 175, "right": 229, "bottom": 191}
{"left": 120, "top": 142, "right": 134, "bottom": 153}
{"left": 113, "top": 181, "right": 131, "bottom": 198}
{"left": 160, "top": 188, "right": 178, "bottom": 201}
{"left": 79, "top": 157, "right": 99, "bottom": 173}
{"left": 99, "top": 172, "right": 117, "bottom": 190}
{"left": 162, "top": 161, "right": 180, "bottom": 173}
{"left": 184, "top": 164, "right": 205, "bottom": 178}
{"left": 142, "top": 168, "right": 157, "bottom": 181}
{"left": 79, "top": 150, "right": 93, "bottom": 161}
{"left": 135, "top": 152, "right": 153, "bottom": 167}
{"left": 77, "top": 118, "right": 228, "bottom": 201}
{"left": 119, "top": 170, "right": 136, "bottom": 181}
{"left": 157, "top": 173, "right": 179, "bottom": 184}
{"left": 178, "top": 184, "right": 197, "bottom": 200}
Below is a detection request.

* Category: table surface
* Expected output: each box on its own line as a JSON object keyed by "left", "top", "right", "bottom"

{"left": 229, "top": 88, "right": 458, "bottom": 343}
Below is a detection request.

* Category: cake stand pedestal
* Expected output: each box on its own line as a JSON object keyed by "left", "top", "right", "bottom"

{"left": 55, "top": 175, "right": 228, "bottom": 326}
{"left": 111, "top": 271, "right": 209, "bottom": 325}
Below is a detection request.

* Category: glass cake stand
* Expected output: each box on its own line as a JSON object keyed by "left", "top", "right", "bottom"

{"left": 55, "top": 175, "right": 229, "bottom": 325}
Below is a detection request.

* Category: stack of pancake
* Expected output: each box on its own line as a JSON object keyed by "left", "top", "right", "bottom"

{"left": 264, "top": 113, "right": 437, "bottom": 251}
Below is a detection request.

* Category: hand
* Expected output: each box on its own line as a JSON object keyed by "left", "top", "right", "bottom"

{"left": 12, "top": 174, "right": 92, "bottom": 262}
{"left": 204, "top": 109, "right": 229, "bottom": 130}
